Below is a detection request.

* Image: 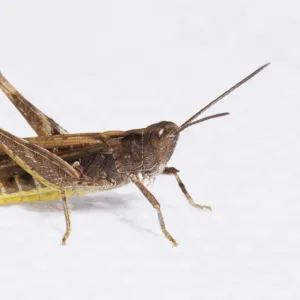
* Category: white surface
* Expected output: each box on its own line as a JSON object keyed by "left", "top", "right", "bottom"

{"left": 0, "top": 1, "right": 299, "bottom": 299}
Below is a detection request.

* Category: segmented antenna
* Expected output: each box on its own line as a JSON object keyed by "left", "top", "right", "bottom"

{"left": 180, "top": 63, "right": 270, "bottom": 128}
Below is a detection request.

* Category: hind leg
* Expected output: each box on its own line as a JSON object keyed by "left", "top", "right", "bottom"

{"left": 0, "top": 128, "right": 113, "bottom": 244}
{"left": 0, "top": 72, "right": 67, "bottom": 136}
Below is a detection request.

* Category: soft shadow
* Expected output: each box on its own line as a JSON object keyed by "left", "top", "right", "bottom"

{"left": 12, "top": 191, "right": 160, "bottom": 238}
{"left": 118, "top": 215, "right": 161, "bottom": 237}
{"left": 20, "top": 191, "right": 138, "bottom": 213}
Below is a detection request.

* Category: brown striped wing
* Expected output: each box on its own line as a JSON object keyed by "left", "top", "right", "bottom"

{"left": 0, "top": 132, "right": 124, "bottom": 180}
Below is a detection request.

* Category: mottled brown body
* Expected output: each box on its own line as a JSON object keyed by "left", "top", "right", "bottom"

{"left": 0, "top": 122, "right": 179, "bottom": 200}
{"left": 0, "top": 63, "right": 269, "bottom": 245}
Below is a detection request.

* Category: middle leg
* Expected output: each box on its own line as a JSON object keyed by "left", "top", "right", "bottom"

{"left": 130, "top": 174, "right": 178, "bottom": 247}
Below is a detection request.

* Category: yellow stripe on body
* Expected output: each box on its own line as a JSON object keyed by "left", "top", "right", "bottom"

{"left": 0, "top": 135, "right": 80, "bottom": 204}
{"left": 0, "top": 187, "right": 90, "bottom": 205}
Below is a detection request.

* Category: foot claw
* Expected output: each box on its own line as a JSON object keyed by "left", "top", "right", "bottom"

{"left": 193, "top": 204, "right": 212, "bottom": 211}
{"left": 61, "top": 233, "right": 69, "bottom": 246}
{"left": 172, "top": 241, "right": 179, "bottom": 247}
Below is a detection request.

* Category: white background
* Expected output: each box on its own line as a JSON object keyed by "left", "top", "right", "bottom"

{"left": 0, "top": 1, "right": 299, "bottom": 299}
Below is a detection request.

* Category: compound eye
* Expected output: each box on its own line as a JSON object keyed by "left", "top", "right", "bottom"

{"left": 158, "top": 128, "right": 164, "bottom": 137}
{"left": 150, "top": 129, "right": 163, "bottom": 149}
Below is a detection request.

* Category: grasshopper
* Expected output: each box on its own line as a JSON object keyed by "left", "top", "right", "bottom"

{"left": 0, "top": 63, "right": 269, "bottom": 246}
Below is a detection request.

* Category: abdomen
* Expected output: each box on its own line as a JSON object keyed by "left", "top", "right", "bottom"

{"left": 0, "top": 173, "right": 65, "bottom": 204}
{"left": 0, "top": 154, "right": 130, "bottom": 204}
